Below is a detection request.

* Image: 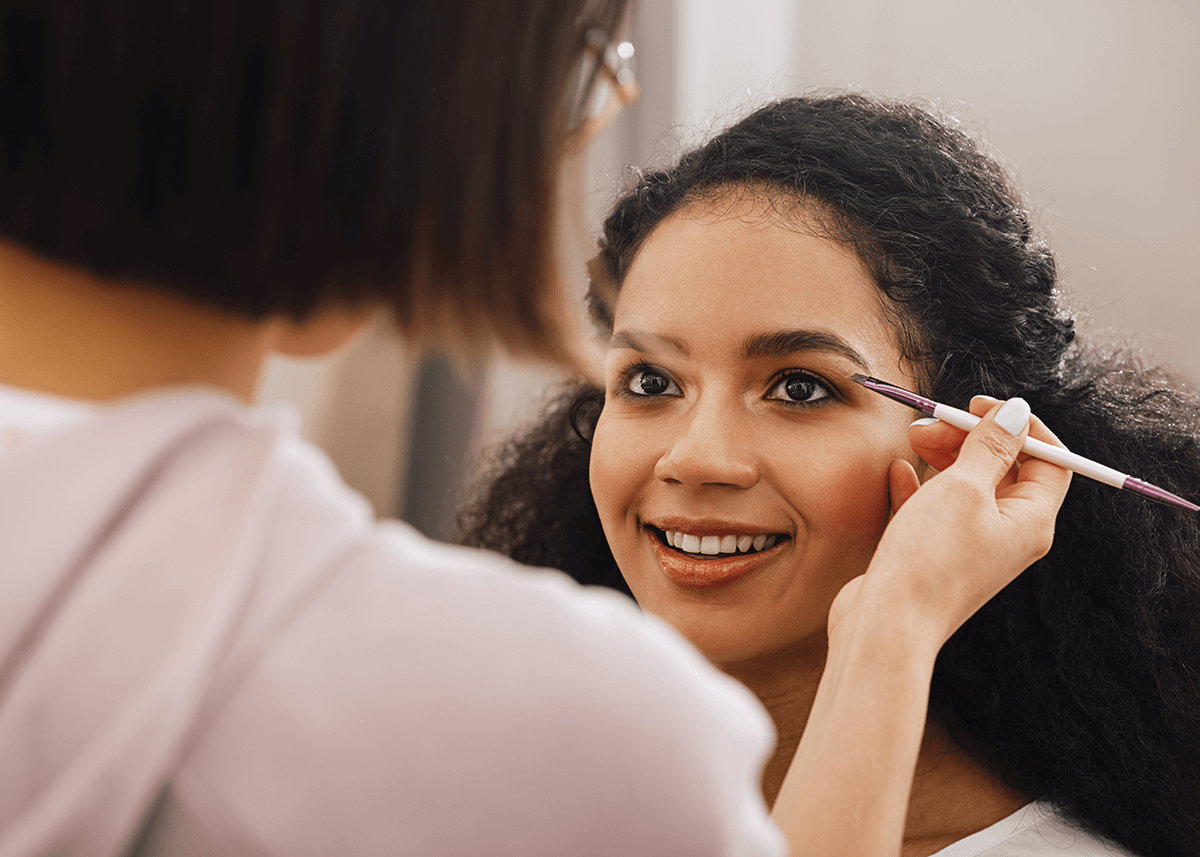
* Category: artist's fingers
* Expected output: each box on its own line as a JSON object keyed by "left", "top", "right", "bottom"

{"left": 887, "top": 458, "right": 922, "bottom": 515}
{"left": 967, "top": 397, "right": 1072, "bottom": 499}
{"left": 1006, "top": 411, "right": 1073, "bottom": 497}
{"left": 967, "top": 396, "right": 1032, "bottom": 489}
{"left": 908, "top": 396, "right": 1062, "bottom": 487}
{"left": 944, "top": 397, "right": 1031, "bottom": 489}
{"left": 908, "top": 416, "right": 965, "bottom": 473}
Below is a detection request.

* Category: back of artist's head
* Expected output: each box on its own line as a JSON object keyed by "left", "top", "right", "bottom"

{"left": 592, "top": 91, "right": 1074, "bottom": 406}
{"left": 0, "top": 0, "right": 629, "bottom": 362}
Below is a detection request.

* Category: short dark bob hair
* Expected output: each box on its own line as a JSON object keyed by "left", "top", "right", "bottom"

{"left": 0, "top": 0, "right": 628, "bottom": 359}
{"left": 462, "top": 92, "right": 1200, "bottom": 857}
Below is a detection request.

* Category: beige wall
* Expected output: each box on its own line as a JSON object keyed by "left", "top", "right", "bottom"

{"left": 257, "top": 316, "right": 417, "bottom": 519}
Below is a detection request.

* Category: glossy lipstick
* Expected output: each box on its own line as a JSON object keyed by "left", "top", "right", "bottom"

{"left": 647, "top": 526, "right": 783, "bottom": 591}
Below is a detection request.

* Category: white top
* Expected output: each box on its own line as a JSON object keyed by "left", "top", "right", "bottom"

{"left": 0, "top": 384, "right": 784, "bottom": 857}
{"left": 933, "top": 801, "right": 1137, "bottom": 856}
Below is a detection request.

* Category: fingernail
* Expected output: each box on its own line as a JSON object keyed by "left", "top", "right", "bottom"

{"left": 994, "top": 397, "right": 1031, "bottom": 437}
{"left": 910, "top": 417, "right": 940, "bottom": 427}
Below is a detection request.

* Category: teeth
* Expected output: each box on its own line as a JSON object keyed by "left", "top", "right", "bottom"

{"left": 660, "top": 528, "right": 781, "bottom": 556}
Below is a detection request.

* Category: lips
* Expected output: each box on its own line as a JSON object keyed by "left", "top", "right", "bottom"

{"left": 646, "top": 523, "right": 787, "bottom": 591}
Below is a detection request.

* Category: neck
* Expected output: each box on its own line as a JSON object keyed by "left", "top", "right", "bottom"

{"left": 0, "top": 239, "right": 276, "bottom": 403}
{"left": 719, "top": 639, "right": 826, "bottom": 807}
{"left": 722, "top": 638, "right": 1029, "bottom": 855}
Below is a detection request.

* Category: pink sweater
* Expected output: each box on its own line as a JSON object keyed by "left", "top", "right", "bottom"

{"left": 0, "top": 386, "right": 782, "bottom": 857}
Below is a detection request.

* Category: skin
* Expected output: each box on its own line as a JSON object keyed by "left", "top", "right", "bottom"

{"left": 0, "top": 237, "right": 379, "bottom": 403}
{"left": 590, "top": 196, "right": 1031, "bottom": 854}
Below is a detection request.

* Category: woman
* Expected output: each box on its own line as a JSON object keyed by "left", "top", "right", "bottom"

{"left": 0, "top": 1, "right": 1069, "bottom": 853}
{"left": 461, "top": 92, "right": 1200, "bottom": 856}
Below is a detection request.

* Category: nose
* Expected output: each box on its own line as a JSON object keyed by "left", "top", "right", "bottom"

{"left": 654, "top": 398, "right": 759, "bottom": 489}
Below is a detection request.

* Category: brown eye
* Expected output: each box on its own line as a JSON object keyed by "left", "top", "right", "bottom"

{"left": 625, "top": 368, "right": 680, "bottom": 397}
{"left": 637, "top": 373, "right": 668, "bottom": 394}
{"left": 767, "top": 372, "right": 831, "bottom": 406}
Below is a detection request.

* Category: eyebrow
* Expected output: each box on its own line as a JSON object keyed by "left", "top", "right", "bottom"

{"left": 608, "top": 329, "right": 690, "bottom": 357}
{"left": 609, "top": 327, "right": 871, "bottom": 369}
{"left": 740, "top": 330, "right": 871, "bottom": 369}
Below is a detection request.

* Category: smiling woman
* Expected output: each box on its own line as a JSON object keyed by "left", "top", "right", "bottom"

{"left": 590, "top": 195, "right": 920, "bottom": 664}
{"left": 461, "top": 92, "right": 1200, "bottom": 857}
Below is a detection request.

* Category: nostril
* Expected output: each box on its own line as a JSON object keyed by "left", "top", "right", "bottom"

{"left": 655, "top": 452, "right": 759, "bottom": 489}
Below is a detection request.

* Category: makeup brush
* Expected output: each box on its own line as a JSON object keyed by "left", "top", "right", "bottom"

{"left": 849, "top": 373, "right": 1199, "bottom": 512}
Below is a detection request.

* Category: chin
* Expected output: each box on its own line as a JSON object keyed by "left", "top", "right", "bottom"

{"left": 635, "top": 596, "right": 828, "bottom": 668}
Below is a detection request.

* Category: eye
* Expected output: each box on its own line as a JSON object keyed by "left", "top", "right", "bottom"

{"left": 620, "top": 365, "right": 681, "bottom": 398}
{"left": 766, "top": 371, "right": 832, "bottom": 407}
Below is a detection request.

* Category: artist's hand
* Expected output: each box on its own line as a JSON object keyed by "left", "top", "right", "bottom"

{"left": 827, "top": 396, "right": 1072, "bottom": 652}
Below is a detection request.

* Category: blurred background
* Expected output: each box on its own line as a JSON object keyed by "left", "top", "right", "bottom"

{"left": 257, "top": 0, "right": 1200, "bottom": 541}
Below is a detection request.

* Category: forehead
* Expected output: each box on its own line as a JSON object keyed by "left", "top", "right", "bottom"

{"left": 613, "top": 196, "right": 901, "bottom": 366}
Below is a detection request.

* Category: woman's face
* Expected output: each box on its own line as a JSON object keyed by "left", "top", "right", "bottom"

{"left": 590, "top": 197, "right": 922, "bottom": 665}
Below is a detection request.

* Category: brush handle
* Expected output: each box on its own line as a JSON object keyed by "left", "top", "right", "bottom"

{"left": 852, "top": 373, "right": 1198, "bottom": 510}
{"left": 929, "top": 403, "right": 1128, "bottom": 488}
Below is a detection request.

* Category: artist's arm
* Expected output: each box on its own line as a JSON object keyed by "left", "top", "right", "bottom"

{"left": 771, "top": 397, "right": 1071, "bottom": 856}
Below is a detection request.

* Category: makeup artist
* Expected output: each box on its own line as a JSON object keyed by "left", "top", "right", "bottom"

{"left": 0, "top": 3, "right": 1067, "bottom": 856}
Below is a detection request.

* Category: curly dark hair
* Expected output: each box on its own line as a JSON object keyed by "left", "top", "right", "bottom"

{"left": 460, "top": 92, "right": 1200, "bottom": 856}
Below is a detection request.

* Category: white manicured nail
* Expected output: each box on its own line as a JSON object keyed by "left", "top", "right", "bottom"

{"left": 995, "top": 397, "right": 1031, "bottom": 437}
{"left": 910, "top": 417, "right": 940, "bottom": 427}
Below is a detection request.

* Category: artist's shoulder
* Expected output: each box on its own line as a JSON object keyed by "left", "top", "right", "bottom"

{"left": 176, "top": 524, "right": 782, "bottom": 855}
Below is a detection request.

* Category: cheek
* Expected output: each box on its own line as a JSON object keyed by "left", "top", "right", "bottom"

{"left": 774, "top": 425, "right": 907, "bottom": 539}
{"left": 588, "top": 410, "right": 641, "bottom": 535}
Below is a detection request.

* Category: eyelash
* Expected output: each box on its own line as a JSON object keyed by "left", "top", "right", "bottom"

{"left": 765, "top": 369, "right": 836, "bottom": 409}
{"left": 614, "top": 361, "right": 836, "bottom": 409}
{"left": 615, "top": 361, "right": 680, "bottom": 400}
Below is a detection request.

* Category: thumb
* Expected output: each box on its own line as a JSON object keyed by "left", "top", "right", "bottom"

{"left": 951, "top": 397, "right": 1031, "bottom": 486}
